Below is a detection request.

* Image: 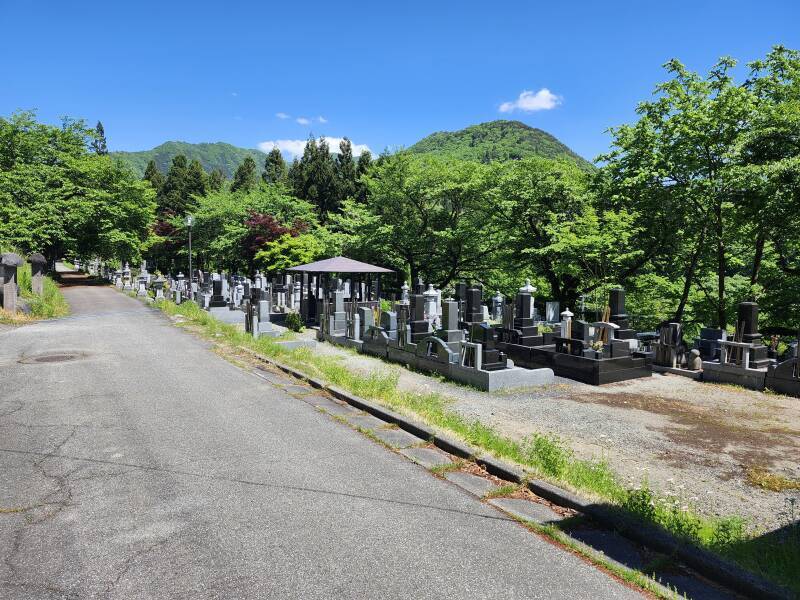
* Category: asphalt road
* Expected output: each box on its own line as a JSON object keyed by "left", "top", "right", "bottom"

{"left": 0, "top": 285, "right": 642, "bottom": 599}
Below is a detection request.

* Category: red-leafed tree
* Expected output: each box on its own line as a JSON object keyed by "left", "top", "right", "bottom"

{"left": 241, "top": 211, "right": 308, "bottom": 270}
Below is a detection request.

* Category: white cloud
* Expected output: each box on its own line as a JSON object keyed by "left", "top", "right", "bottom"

{"left": 318, "top": 116, "right": 328, "bottom": 123}
{"left": 258, "top": 137, "right": 372, "bottom": 158}
{"left": 275, "top": 112, "right": 290, "bottom": 119}
{"left": 499, "top": 88, "right": 561, "bottom": 113}
{"left": 296, "top": 117, "right": 311, "bottom": 125}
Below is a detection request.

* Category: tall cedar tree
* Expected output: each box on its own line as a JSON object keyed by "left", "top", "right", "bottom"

{"left": 91, "top": 121, "right": 108, "bottom": 155}
{"left": 143, "top": 159, "right": 165, "bottom": 192}
{"left": 157, "top": 155, "right": 206, "bottom": 215}
{"left": 335, "top": 138, "right": 356, "bottom": 201}
{"left": 262, "top": 147, "right": 287, "bottom": 184}
{"left": 208, "top": 168, "right": 225, "bottom": 192}
{"left": 291, "top": 137, "right": 338, "bottom": 222}
{"left": 355, "top": 150, "right": 372, "bottom": 201}
{"left": 231, "top": 156, "right": 259, "bottom": 192}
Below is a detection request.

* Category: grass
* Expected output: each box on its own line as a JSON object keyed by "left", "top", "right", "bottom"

{"left": 0, "top": 261, "right": 69, "bottom": 323}
{"left": 747, "top": 467, "right": 800, "bottom": 492}
{"left": 152, "top": 297, "right": 799, "bottom": 595}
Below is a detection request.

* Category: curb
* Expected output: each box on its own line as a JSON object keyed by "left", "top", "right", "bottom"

{"left": 240, "top": 346, "right": 792, "bottom": 600}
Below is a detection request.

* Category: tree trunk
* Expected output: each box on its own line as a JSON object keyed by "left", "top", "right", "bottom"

{"left": 674, "top": 226, "right": 706, "bottom": 322}
{"left": 750, "top": 230, "right": 766, "bottom": 291}
{"left": 715, "top": 200, "right": 726, "bottom": 329}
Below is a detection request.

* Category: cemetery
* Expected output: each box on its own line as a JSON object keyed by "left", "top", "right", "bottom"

{"left": 71, "top": 251, "right": 800, "bottom": 400}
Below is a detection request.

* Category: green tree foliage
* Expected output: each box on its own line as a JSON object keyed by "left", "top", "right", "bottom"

{"left": 156, "top": 155, "right": 207, "bottom": 215}
{"left": 600, "top": 48, "right": 800, "bottom": 329}
{"left": 188, "top": 186, "right": 318, "bottom": 272}
{"left": 207, "top": 168, "right": 225, "bottom": 192}
{"left": 231, "top": 155, "right": 258, "bottom": 193}
{"left": 255, "top": 233, "right": 325, "bottom": 272}
{"left": 91, "top": 120, "right": 108, "bottom": 155}
{"left": 290, "top": 136, "right": 339, "bottom": 222}
{"left": 143, "top": 159, "right": 164, "bottom": 191}
{"left": 489, "top": 157, "right": 639, "bottom": 306}
{"left": 0, "top": 111, "right": 154, "bottom": 263}
{"left": 333, "top": 153, "right": 494, "bottom": 287}
{"left": 335, "top": 138, "right": 356, "bottom": 201}
{"left": 262, "top": 147, "right": 287, "bottom": 184}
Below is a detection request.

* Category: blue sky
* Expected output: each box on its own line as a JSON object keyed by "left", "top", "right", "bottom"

{"left": 2, "top": 0, "right": 798, "bottom": 162}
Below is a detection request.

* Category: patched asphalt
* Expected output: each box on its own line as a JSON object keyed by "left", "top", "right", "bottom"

{"left": 0, "top": 285, "right": 643, "bottom": 599}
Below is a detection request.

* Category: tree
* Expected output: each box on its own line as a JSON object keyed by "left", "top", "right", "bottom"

{"left": 91, "top": 120, "right": 108, "bottom": 155}
{"left": 488, "top": 157, "right": 641, "bottom": 307}
{"left": 188, "top": 185, "right": 318, "bottom": 273}
{"left": 335, "top": 138, "right": 356, "bottom": 202}
{"left": 262, "top": 147, "right": 287, "bottom": 184}
{"left": 207, "top": 168, "right": 225, "bottom": 192}
{"left": 231, "top": 156, "right": 258, "bottom": 193}
{"left": 0, "top": 111, "right": 154, "bottom": 264}
{"left": 290, "top": 136, "right": 338, "bottom": 221}
{"left": 333, "top": 152, "right": 494, "bottom": 287}
{"left": 143, "top": 159, "right": 164, "bottom": 192}
{"left": 599, "top": 58, "right": 757, "bottom": 328}
{"left": 186, "top": 159, "right": 207, "bottom": 198}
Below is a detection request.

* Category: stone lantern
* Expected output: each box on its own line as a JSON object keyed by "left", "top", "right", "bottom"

{"left": 153, "top": 276, "right": 166, "bottom": 300}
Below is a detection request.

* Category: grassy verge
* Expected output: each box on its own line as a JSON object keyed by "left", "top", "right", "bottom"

{"left": 0, "top": 262, "right": 69, "bottom": 323}
{"left": 154, "top": 298, "right": 799, "bottom": 594}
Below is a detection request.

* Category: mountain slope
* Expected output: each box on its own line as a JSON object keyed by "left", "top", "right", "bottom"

{"left": 112, "top": 141, "right": 266, "bottom": 178}
{"left": 408, "top": 120, "right": 593, "bottom": 170}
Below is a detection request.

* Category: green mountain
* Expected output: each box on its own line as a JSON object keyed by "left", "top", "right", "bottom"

{"left": 111, "top": 141, "right": 266, "bottom": 178}
{"left": 408, "top": 120, "right": 594, "bottom": 170}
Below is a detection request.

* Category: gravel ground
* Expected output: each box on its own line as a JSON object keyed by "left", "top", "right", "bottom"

{"left": 304, "top": 331, "right": 800, "bottom": 533}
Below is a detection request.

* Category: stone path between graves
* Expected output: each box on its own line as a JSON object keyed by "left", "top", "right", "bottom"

{"left": 0, "top": 284, "right": 644, "bottom": 599}
{"left": 305, "top": 332, "right": 800, "bottom": 534}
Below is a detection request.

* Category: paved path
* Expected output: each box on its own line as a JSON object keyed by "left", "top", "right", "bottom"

{"left": 0, "top": 285, "right": 642, "bottom": 599}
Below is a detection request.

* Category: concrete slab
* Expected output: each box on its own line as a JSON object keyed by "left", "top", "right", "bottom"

{"left": 400, "top": 446, "right": 454, "bottom": 469}
{"left": 343, "top": 413, "right": 387, "bottom": 430}
{"left": 489, "top": 498, "right": 563, "bottom": 524}
{"left": 318, "top": 402, "right": 362, "bottom": 418}
{"left": 370, "top": 427, "right": 421, "bottom": 448}
{"left": 564, "top": 528, "right": 645, "bottom": 570}
{"left": 282, "top": 384, "right": 314, "bottom": 395}
{"left": 444, "top": 471, "right": 501, "bottom": 497}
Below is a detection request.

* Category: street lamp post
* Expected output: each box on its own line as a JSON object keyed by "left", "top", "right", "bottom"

{"left": 185, "top": 214, "right": 194, "bottom": 302}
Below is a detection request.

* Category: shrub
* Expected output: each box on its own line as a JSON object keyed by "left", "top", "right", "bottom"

{"left": 285, "top": 311, "right": 304, "bottom": 332}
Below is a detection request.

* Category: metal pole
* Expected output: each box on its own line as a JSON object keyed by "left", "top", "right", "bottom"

{"left": 188, "top": 226, "right": 192, "bottom": 302}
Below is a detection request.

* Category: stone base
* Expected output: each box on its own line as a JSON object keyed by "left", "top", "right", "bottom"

{"left": 651, "top": 364, "right": 702, "bottom": 380}
{"left": 701, "top": 361, "right": 767, "bottom": 391}
{"left": 322, "top": 335, "right": 553, "bottom": 391}
{"left": 209, "top": 307, "right": 245, "bottom": 325}
{"left": 765, "top": 359, "right": 800, "bottom": 398}
{"left": 517, "top": 345, "right": 651, "bottom": 386}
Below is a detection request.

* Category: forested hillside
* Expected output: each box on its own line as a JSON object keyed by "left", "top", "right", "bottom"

{"left": 112, "top": 141, "right": 266, "bottom": 178}
{"left": 409, "top": 120, "right": 594, "bottom": 170}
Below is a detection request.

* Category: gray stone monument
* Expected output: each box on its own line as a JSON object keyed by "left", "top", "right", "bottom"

{"left": 1, "top": 253, "right": 24, "bottom": 313}
{"left": 28, "top": 253, "right": 47, "bottom": 296}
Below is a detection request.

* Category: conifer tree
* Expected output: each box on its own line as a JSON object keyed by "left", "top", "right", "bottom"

{"left": 157, "top": 155, "right": 189, "bottom": 214}
{"left": 208, "top": 168, "right": 225, "bottom": 192}
{"left": 185, "top": 159, "right": 207, "bottom": 200}
{"left": 231, "top": 156, "right": 259, "bottom": 193}
{"left": 91, "top": 121, "right": 108, "bottom": 155}
{"left": 143, "top": 159, "right": 165, "bottom": 191}
{"left": 262, "top": 147, "right": 288, "bottom": 184}
{"left": 335, "top": 138, "right": 356, "bottom": 202}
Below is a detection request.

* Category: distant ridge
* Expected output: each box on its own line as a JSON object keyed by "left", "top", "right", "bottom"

{"left": 111, "top": 141, "right": 266, "bottom": 178}
{"left": 408, "top": 120, "right": 593, "bottom": 170}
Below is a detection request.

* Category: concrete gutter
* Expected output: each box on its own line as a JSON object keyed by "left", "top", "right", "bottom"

{"left": 240, "top": 347, "right": 792, "bottom": 600}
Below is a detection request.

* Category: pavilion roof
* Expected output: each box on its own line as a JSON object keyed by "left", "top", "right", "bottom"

{"left": 287, "top": 256, "right": 393, "bottom": 274}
